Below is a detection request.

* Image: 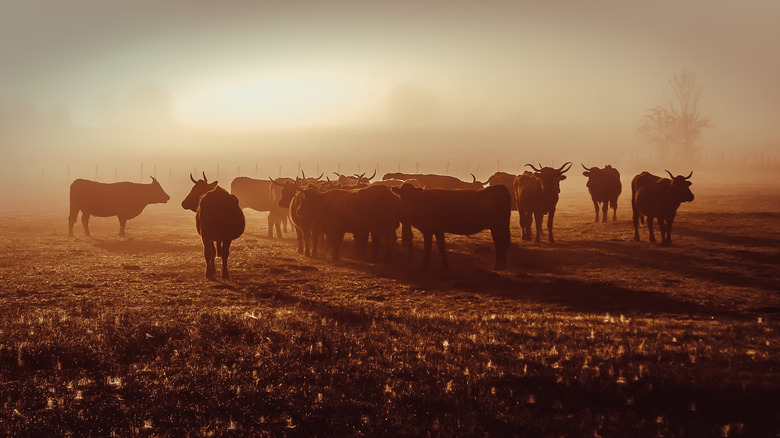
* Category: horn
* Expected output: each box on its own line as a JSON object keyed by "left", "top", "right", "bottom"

{"left": 471, "top": 173, "right": 477, "bottom": 183}
{"left": 665, "top": 170, "right": 674, "bottom": 179}
{"left": 333, "top": 171, "right": 342, "bottom": 177}
{"left": 190, "top": 173, "right": 197, "bottom": 184}
{"left": 581, "top": 163, "right": 589, "bottom": 171}
{"left": 366, "top": 169, "right": 377, "bottom": 181}
{"left": 270, "top": 177, "right": 284, "bottom": 186}
{"left": 295, "top": 176, "right": 304, "bottom": 189}
{"left": 301, "top": 170, "right": 307, "bottom": 179}
{"left": 525, "top": 163, "right": 541, "bottom": 172}
{"left": 202, "top": 171, "right": 207, "bottom": 183}
{"left": 557, "top": 162, "right": 572, "bottom": 173}
{"left": 685, "top": 171, "right": 693, "bottom": 179}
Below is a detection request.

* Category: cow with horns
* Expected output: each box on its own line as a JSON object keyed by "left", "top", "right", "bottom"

{"left": 230, "top": 176, "right": 291, "bottom": 238}
{"left": 631, "top": 170, "right": 694, "bottom": 246}
{"left": 513, "top": 162, "right": 572, "bottom": 243}
{"left": 581, "top": 164, "right": 622, "bottom": 222}
{"left": 182, "top": 173, "right": 245, "bottom": 280}
{"left": 68, "top": 177, "right": 170, "bottom": 237}
{"left": 275, "top": 176, "right": 324, "bottom": 256}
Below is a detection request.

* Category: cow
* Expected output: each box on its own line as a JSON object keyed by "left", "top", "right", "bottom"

{"left": 68, "top": 177, "right": 170, "bottom": 237}
{"left": 631, "top": 170, "right": 694, "bottom": 246}
{"left": 295, "top": 184, "right": 400, "bottom": 261}
{"left": 182, "top": 173, "right": 245, "bottom": 280}
{"left": 581, "top": 164, "right": 622, "bottom": 222}
{"left": 487, "top": 172, "right": 518, "bottom": 211}
{"left": 230, "top": 176, "right": 290, "bottom": 238}
{"left": 513, "top": 162, "right": 572, "bottom": 243}
{"left": 391, "top": 183, "right": 511, "bottom": 270}
{"left": 334, "top": 169, "right": 376, "bottom": 188}
{"left": 382, "top": 173, "right": 485, "bottom": 190}
{"left": 276, "top": 177, "right": 322, "bottom": 256}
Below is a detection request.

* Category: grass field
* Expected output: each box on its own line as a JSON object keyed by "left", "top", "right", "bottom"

{"left": 1, "top": 179, "right": 778, "bottom": 436}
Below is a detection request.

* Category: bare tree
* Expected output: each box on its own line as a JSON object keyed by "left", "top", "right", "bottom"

{"left": 636, "top": 71, "right": 712, "bottom": 163}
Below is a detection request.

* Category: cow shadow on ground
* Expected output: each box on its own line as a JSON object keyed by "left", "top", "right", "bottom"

{"left": 328, "top": 243, "right": 739, "bottom": 319}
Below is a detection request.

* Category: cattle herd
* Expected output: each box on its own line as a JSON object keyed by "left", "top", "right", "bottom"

{"left": 67, "top": 164, "right": 695, "bottom": 278}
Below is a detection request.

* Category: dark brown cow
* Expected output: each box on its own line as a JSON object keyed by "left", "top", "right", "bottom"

{"left": 68, "top": 177, "right": 170, "bottom": 237}
{"left": 276, "top": 177, "right": 323, "bottom": 256}
{"left": 296, "top": 184, "right": 400, "bottom": 261}
{"left": 391, "top": 183, "right": 511, "bottom": 270}
{"left": 231, "top": 176, "right": 290, "bottom": 238}
{"left": 581, "top": 164, "right": 622, "bottom": 222}
{"left": 631, "top": 170, "right": 694, "bottom": 246}
{"left": 382, "top": 173, "right": 485, "bottom": 190}
{"left": 513, "top": 162, "right": 572, "bottom": 243}
{"left": 182, "top": 173, "right": 245, "bottom": 279}
{"left": 487, "top": 172, "right": 518, "bottom": 211}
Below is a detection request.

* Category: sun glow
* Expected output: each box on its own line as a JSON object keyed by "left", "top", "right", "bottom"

{"left": 176, "top": 71, "right": 374, "bottom": 129}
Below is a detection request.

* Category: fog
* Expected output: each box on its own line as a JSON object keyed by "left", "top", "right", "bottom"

{"left": 2, "top": 0, "right": 779, "bottom": 211}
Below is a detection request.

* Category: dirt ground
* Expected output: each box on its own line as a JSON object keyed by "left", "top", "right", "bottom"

{"left": 1, "top": 177, "right": 779, "bottom": 435}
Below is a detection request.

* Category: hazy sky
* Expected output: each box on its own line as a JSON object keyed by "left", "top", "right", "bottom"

{"left": 1, "top": 0, "right": 779, "bottom": 140}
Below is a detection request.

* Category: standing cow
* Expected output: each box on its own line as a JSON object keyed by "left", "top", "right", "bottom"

{"left": 487, "top": 172, "right": 518, "bottom": 211}
{"left": 68, "top": 177, "right": 170, "bottom": 237}
{"left": 632, "top": 170, "right": 694, "bottom": 246}
{"left": 230, "top": 176, "right": 290, "bottom": 239}
{"left": 276, "top": 177, "right": 323, "bottom": 257}
{"left": 513, "top": 162, "right": 572, "bottom": 243}
{"left": 392, "top": 183, "right": 511, "bottom": 270}
{"left": 581, "top": 164, "right": 622, "bottom": 222}
{"left": 182, "top": 173, "right": 245, "bottom": 280}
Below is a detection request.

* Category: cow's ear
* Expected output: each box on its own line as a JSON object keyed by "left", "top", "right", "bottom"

{"left": 582, "top": 171, "right": 590, "bottom": 177}
{"left": 559, "top": 175, "right": 567, "bottom": 180}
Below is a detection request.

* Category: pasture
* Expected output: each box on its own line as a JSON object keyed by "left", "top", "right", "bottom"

{"left": 1, "top": 176, "right": 779, "bottom": 436}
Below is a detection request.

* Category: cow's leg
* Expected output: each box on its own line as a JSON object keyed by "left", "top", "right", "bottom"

{"left": 632, "top": 205, "right": 640, "bottom": 241}
{"left": 592, "top": 200, "right": 600, "bottom": 222}
{"left": 311, "top": 229, "right": 321, "bottom": 257}
{"left": 422, "top": 233, "right": 433, "bottom": 267}
{"left": 283, "top": 216, "right": 289, "bottom": 233}
{"left": 81, "top": 212, "right": 91, "bottom": 237}
{"left": 601, "top": 202, "right": 608, "bottom": 223}
{"left": 275, "top": 219, "right": 283, "bottom": 238}
{"left": 435, "top": 232, "right": 447, "bottom": 268}
{"left": 533, "top": 211, "right": 544, "bottom": 243}
{"left": 646, "top": 216, "right": 656, "bottom": 243}
{"left": 521, "top": 211, "right": 532, "bottom": 241}
{"left": 662, "top": 216, "right": 675, "bottom": 246}
{"left": 221, "top": 240, "right": 232, "bottom": 279}
{"left": 118, "top": 217, "right": 127, "bottom": 237}
{"left": 267, "top": 214, "right": 274, "bottom": 239}
{"left": 490, "top": 227, "right": 510, "bottom": 270}
{"left": 203, "top": 240, "right": 216, "bottom": 279}
{"left": 402, "top": 224, "right": 413, "bottom": 263}
{"left": 547, "top": 208, "right": 556, "bottom": 244}
{"left": 353, "top": 231, "right": 369, "bottom": 260}
{"left": 611, "top": 198, "right": 618, "bottom": 221}
{"left": 68, "top": 205, "right": 79, "bottom": 236}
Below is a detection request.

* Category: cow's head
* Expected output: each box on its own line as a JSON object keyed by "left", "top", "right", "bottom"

{"left": 271, "top": 177, "right": 297, "bottom": 208}
{"left": 666, "top": 170, "right": 694, "bottom": 203}
{"left": 181, "top": 172, "right": 218, "bottom": 212}
{"left": 148, "top": 176, "right": 170, "bottom": 204}
{"left": 391, "top": 183, "right": 423, "bottom": 247}
{"left": 469, "top": 173, "right": 487, "bottom": 189}
{"left": 294, "top": 188, "right": 323, "bottom": 219}
{"left": 526, "top": 162, "right": 572, "bottom": 194}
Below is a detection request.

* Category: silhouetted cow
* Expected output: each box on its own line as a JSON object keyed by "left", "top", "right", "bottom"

{"left": 382, "top": 173, "right": 485, "bottom": 190}
{"left": 581, "top": 164, "right": 622, "bottom": 222}
{"left": 631, "top": 170, "right": 694, "bottom": 246}
{"left": 334, "top": 169, "right": 376, "bottom": 188}
{"left": 68, "top": 177, "right": 169, "bottom": 237}
{"left": 296, "top": 184, "right": 400, "bottom": 261}
{"left": 513, "top": 162, "right": 572, "bottom": 243}
{"left": 182, "top": 173, "right": 245, "bottom": 280}
{"left": 276, "top": 177, "right": 326, "bottom": 256}
{"left": 487, "top": 171, "right": 518, "bottom": 211}
{"left": 391, "top": 183, "right": 511, "bottom": 270}
{"left": 231, "top": 176, "right": 290, "bottom": 238}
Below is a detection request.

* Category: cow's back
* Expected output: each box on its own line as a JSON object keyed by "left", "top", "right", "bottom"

{"left": 70, "top": 179, "right": 135, "bottom": 217}
{"left": 197, "top": 187, "right": 245, "bottom": 241}
{"left": 413, "top": 187, "right": 507, "bottom": 235}
{"left": 231, "top": 177, "right": 272, "bottom": 211}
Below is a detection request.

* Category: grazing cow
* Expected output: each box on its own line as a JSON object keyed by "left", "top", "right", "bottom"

{"left": 182, "top": 173, "right": 245, "bottom": 280}
{"left": 391, "top": 183, "right": 511, "bottom": 270}
{"left": 382, "top": 173, "right": 485, "bottom": 190}
{"left": 68, "top": 177, "right": 170, "bottom": 237}
{"left": 581, "top": 164, "right": 622, "bottom": 222}
{"left": 487, "top": 172, "right": 518, "bottom": 211}
{"left": 631, "top": 170, "right": 694, "bottom": 246}
{"left": 230, "top": 176, "right": 290, "bottom": 238}
{"left": 296, "top": 184, "right": 400, "bottom": 261}
{"left": 513, "top": 162, "right": 572, "bottom": 243}
{"left": 276, "top": 178, "right": 322, "bottom": 256}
